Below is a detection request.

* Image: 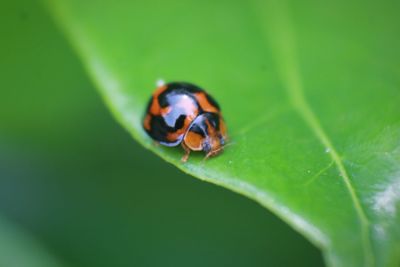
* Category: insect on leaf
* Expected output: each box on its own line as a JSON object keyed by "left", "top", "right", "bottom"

{"left": 45, "top": 0, "right": 400, "bottom": 266}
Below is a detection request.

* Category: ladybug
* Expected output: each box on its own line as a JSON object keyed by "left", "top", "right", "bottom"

{"left": 143, "top": 81, "right": 228, "bottom": 162}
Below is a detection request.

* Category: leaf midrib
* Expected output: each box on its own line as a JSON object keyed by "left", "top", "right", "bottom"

{"left": 48, "top": 0, "right": 377, "bottom": 265}
{"left": 262, "top": 0, "right": 374, "bottom": 265}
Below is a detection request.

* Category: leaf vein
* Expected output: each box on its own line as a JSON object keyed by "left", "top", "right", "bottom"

{"left": 303, "top": 160, "right": 335, "bottom": 186}
{"left": 262, "top": 1, "right": 375, "bottom": 265}
{"left": 233, "top": 105, "right": 291, "bottom": 137}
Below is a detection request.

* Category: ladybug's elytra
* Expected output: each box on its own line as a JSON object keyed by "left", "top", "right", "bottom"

{"left": 143, "top": 81, "right": 228, "bottom": 162}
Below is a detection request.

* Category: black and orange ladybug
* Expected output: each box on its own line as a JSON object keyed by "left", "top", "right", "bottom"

{"left": 143, "top": 81, "right": 228, "bottom": 162}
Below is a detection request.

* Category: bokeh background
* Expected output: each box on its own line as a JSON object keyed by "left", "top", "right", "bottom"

{"left": 0, "top": 0, "right": 323, "bottom": 266}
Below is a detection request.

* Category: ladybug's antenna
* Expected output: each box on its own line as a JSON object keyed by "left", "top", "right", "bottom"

{"left": 203, "top": 141, "right": 236, "bottom": 161}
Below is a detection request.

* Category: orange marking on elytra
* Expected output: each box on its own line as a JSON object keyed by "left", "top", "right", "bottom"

{"left": 153, "top": 84, "right": 168, "bottom": 98}
{"left": 143, "top": 114, "right": 152, "bottom": 130}
{"left": 149, "top": 85, "right": 168, "bottom": 115}
{"left": 160, "top": 106, "right": 172, "bottom": 116}
{"left": 195, "top": 92, "right": 219, "bottom": 113}
{"left": 166, "top": 130, "right": 184, "bottom": 142}
{"left": 166, "top": 115, "right": 193, "bottom": 142}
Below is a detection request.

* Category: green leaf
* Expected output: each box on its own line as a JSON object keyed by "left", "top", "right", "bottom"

{"left": 45, "top": 0, "right": 400, "bottom": 266}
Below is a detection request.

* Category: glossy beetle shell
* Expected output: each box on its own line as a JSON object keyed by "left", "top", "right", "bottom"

{"left": 143, "top": 82, "right": 227, "bottom": 161}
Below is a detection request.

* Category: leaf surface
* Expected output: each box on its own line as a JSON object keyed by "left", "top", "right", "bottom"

{"left": 46, "top": 0, "right": 400, "bottom": 266}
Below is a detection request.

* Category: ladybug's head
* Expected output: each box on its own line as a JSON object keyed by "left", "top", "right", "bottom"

{"left": 183, "top": 112, "right": 228, "bottom": 158}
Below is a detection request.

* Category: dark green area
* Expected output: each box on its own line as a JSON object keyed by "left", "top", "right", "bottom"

{"left": 0, "top": 1, "right": 322, "bottom": 266}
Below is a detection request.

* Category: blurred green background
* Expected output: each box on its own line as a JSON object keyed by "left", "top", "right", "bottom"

{"left": 0, "top": 0, "right": 323, "bottom": 266}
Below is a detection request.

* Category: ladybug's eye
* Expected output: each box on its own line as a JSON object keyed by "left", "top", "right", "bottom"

{"left": 219, "top": 136, "right": 225, "bottom": 146}
{"left": 203, "top": 141, "right": 211, "bottom": 153}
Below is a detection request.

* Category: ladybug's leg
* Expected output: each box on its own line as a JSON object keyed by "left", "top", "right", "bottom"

{"left": 181, "top": 142, "right": 191, "bottom": 163}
